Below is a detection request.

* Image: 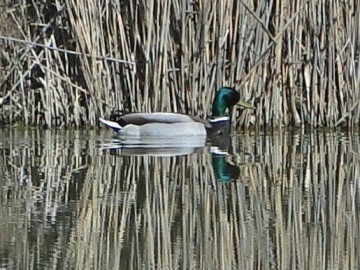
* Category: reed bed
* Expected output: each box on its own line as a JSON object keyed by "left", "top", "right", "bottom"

{"left": 0, "top": 1, "right": 358, "bottom": 128}
{"left": 0, "top": 128, "right": 359, "bottom": 269}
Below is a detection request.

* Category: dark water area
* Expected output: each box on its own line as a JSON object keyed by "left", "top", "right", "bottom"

{"left": 0, "top": 127, "right": 359, "bottom": 269}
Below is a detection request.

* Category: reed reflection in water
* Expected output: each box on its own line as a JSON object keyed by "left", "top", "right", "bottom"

{"left": 0, "top": 128, "right": 359, "bottom": 269}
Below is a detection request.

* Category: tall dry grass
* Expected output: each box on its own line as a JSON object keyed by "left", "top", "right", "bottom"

{"left": 0, "top": 1, "right": 359, "bottom": 128}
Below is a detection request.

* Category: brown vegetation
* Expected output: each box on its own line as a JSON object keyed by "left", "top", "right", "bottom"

{"left": 0, "top": 1, "right": 359, "bottom": 128}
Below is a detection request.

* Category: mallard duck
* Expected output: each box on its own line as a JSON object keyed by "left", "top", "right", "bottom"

{"left": 99, "top": 86, "right": 255, "bottom": 137}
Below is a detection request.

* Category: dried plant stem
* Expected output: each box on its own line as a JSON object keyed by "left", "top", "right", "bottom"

{"left": 0, "top": 1, "right": 358, "bottom": 129}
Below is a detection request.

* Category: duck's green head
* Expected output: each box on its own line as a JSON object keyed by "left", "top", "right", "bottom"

{"left": 211, "top": 86, "right": 255, "bottom": 118}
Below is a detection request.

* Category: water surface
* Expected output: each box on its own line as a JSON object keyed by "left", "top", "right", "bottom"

{"left": 0, "top": 128, "right": 359, "bottom": 269}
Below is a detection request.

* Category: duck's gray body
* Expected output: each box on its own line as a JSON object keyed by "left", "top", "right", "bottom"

{"left": 99, "top": 112, "right": 209, "bottom": 137}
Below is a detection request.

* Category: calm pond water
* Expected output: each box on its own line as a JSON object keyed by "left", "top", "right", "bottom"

{"left": 0, "top": 127, "right": 359, "bottom": 269}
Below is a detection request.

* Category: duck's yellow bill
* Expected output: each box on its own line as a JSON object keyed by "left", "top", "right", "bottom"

{"left": 237, "top": 100, "right": 256, "bottom": 109}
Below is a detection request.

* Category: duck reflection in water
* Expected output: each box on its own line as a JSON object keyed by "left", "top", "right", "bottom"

{"left": 209, "top": 134, "right": 240, "bottom": 183}
{"left": 98, "top": 129, "right": 241, "bottom": 184}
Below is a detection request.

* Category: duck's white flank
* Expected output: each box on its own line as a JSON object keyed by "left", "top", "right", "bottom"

{"left": 120, "top": 122, "right": 206, "bottom": 136}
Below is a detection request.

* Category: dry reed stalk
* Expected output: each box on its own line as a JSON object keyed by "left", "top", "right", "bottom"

{"left": 0, "top": 1, "right": 359, "bottom": 129}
